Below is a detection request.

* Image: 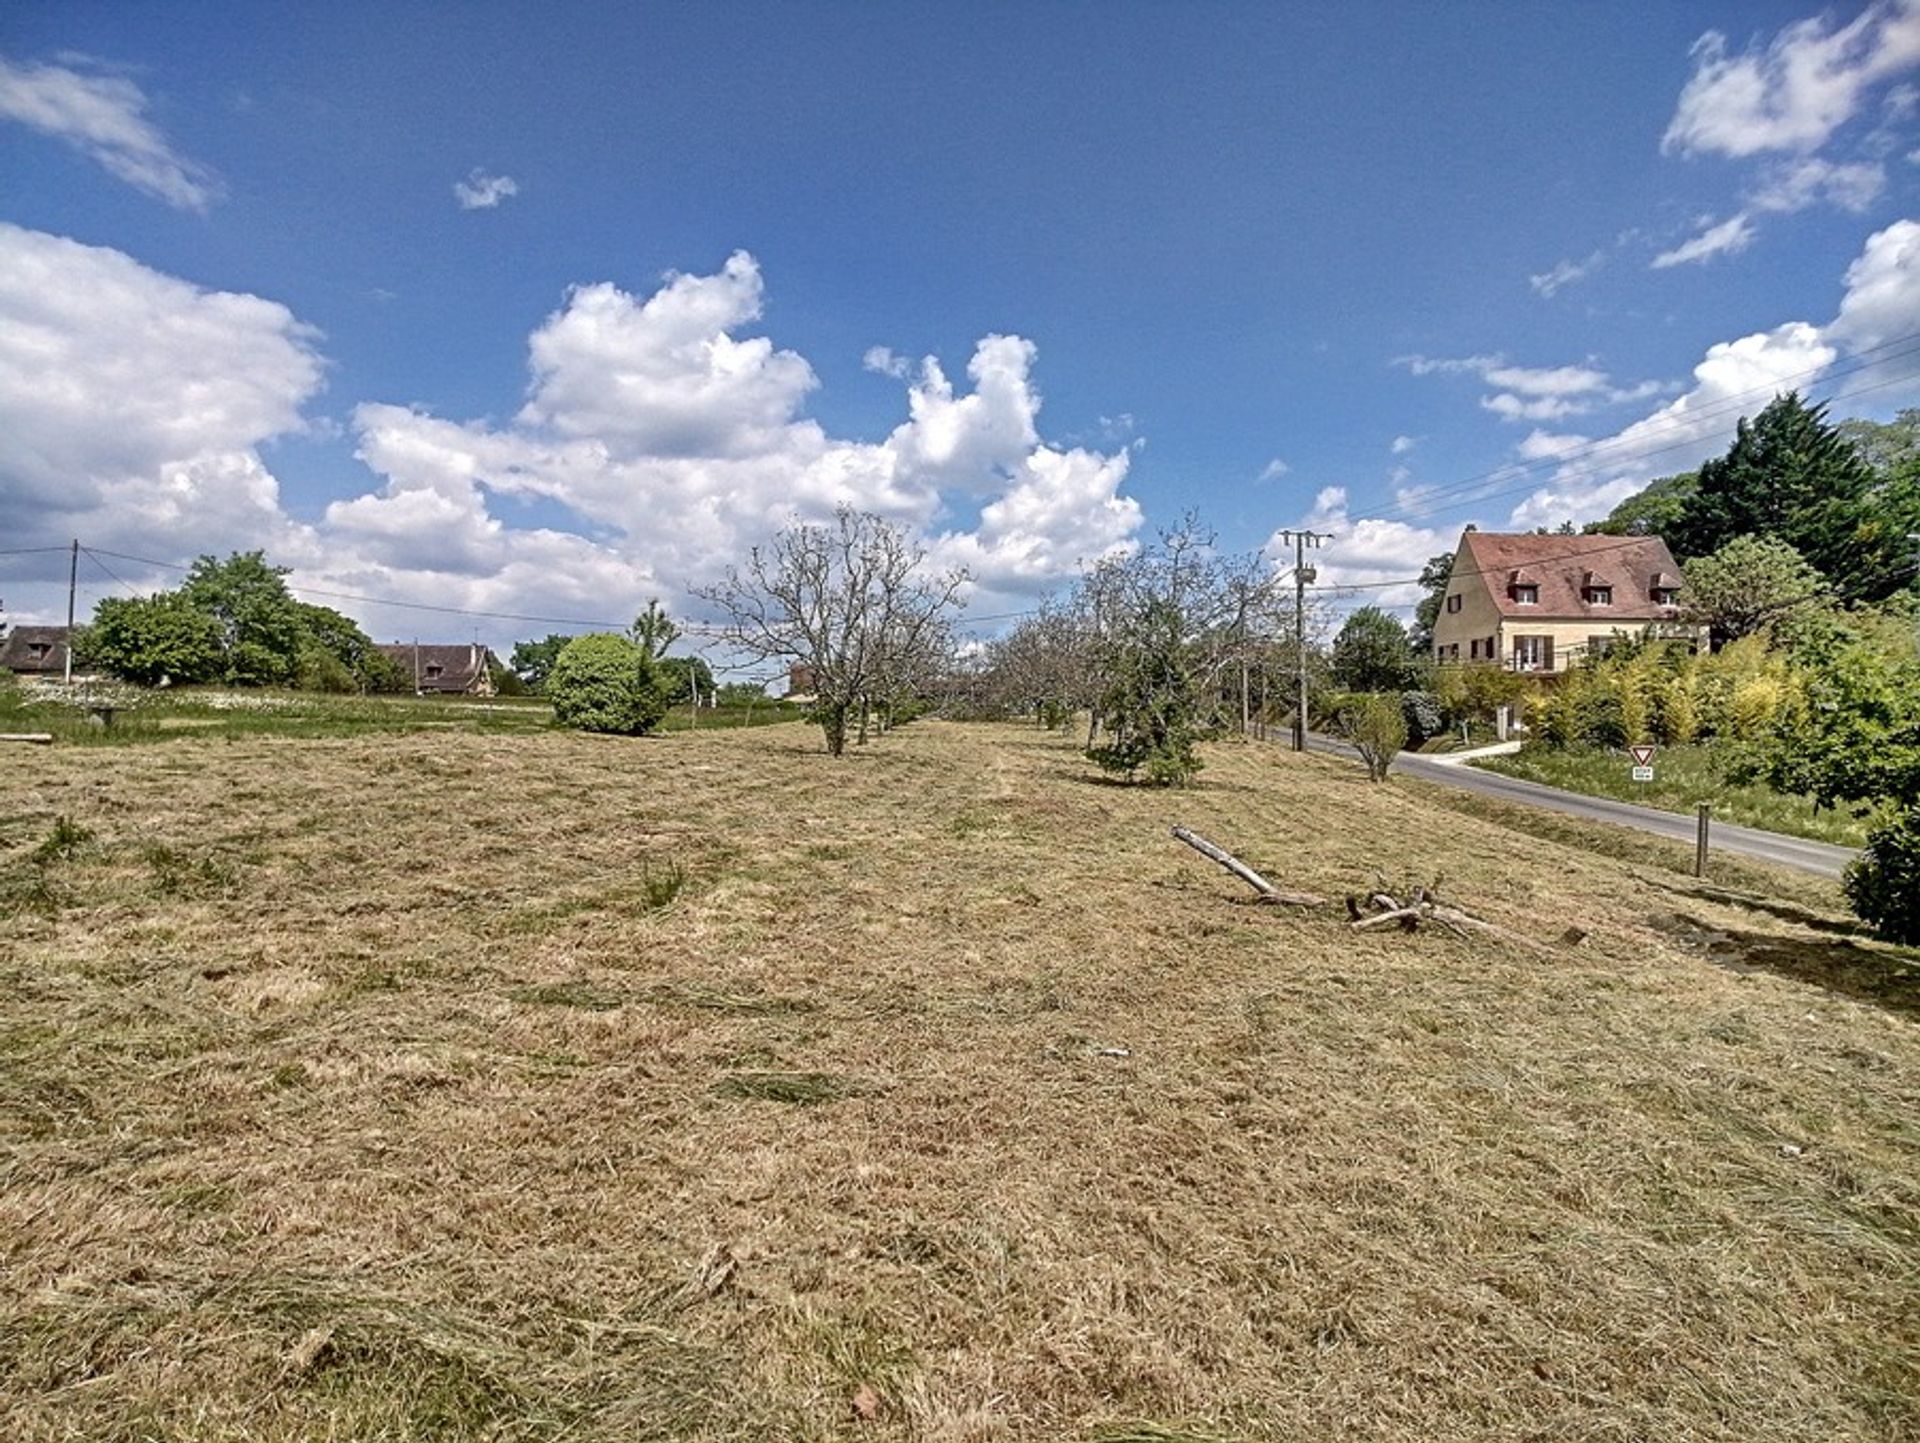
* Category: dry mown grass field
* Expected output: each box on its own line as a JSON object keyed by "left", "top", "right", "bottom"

{"left": 2, "top": 719, "right": 1916, "bottom": 1442}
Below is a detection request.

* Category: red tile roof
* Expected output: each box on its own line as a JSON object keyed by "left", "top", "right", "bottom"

{"left": 1458, "top": 532, "right": 1686, "bottom": 621}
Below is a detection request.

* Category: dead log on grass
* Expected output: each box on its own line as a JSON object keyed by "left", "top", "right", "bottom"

{"left": 1171, "top": 826, "right": 1325, "bottom": 906}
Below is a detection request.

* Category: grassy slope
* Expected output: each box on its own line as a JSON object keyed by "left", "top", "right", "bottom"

{"left": 2, "top": 721, "right": 1916, "bottom": 1442}
{"left": 1472, "top": 743, "right": 1878, "bottom": 848}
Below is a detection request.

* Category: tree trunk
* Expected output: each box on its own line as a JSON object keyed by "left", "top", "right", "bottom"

{"left": 823, "top": 706, "right": 848, "bottom": 756}
{"left": 857, "top": 696, "right": 871, "bottom": 745}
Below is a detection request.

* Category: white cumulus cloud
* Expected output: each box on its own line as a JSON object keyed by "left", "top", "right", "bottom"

{"left": 1663, "top": 1, "right": 1920, "bottom": 159}
{"left": 0, "top": 231, "right": 1143, "bottom": 636}
{"left": 0, "top": 53, "right": 217, "bottom": 209}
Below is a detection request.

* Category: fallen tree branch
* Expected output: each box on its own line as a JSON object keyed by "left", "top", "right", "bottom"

{"left": 1171, "top": 826, "right": 1325, "bottom": 907}
{"left": 1346, "top": 882, "right": 1560, "bottom": 955}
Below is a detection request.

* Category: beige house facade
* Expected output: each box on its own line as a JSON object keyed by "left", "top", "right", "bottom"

{"left": 1430, "top": 531, "right": 1705, "bottom": 675}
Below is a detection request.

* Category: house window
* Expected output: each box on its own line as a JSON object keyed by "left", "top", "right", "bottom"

{"left": 425, "top": 664, "right": 444, "bottom": 679}
{"left": 1513, "top": 584, "right": 1538, "bottom": 605}
{"left": 1513, "top": 635, "right": 1553, "bottom": 671}
{"left": 1485, "top": 635, "right": 1495, "bottom": 657}
{"left": 27, "top": 643, "right": 50, "bottom": 659}
{"left": 1446, "top": 594, "right": 1462, "bottom": 614}
{"left": 1588, "top": 634, "right": 1615, "bottom": 659}
{"left": 1469, "top": 639, "right": 1480, "bottom": 660}
{"left": 1449, "top": 643, "right": 1460, "bottom": 660}
{"left": 1584, "top": 585, "right": 1612, "bottom": 605}
{"left": 1651, "top": 586, "right": 1678, "bottom": 605}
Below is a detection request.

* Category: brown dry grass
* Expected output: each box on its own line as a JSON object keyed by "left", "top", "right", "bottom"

{"left": 2, "top": 719, "right": 1916, "bottom": 1442}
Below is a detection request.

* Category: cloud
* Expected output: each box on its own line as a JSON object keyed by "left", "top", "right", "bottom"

{"left": 1402, "top": 353, "right": 1664, "bottom": 424}
{"left": 1825, "top": 216, "right": 1920, "bottom": 355}
{"left": 1529, "top": 249, "right": 1607, "bottom": 298}
{"left": 1504, "top": 223, "right": 1920, "bottom": 528}
{"left": 1259, "top": 457, "right": 1290, "bottom": 481}
{"left": 862, "top": 345, "right": 911, "bottom": 379}
{"left": 0, "top": 223, "right": 320, "bottom": 554}
{"left": 1651, "top": 213, "right": 1758, "bottom": 268}
{"left": 1269, "top": 486, "right": 1459, "bottom": 613}
{"left": 0, "top": 53, "right": 217, "bottom": 208}
{"left": 1390, "top": 435, "right": 1416, "bottom": 455}
{"left": 0, "top": 230, "right": 1143, "bottom": 635}
{"left": 1663, "top": 1, "right": 1920, "bottom": 159}
{"left": 454, "top": 168, "right": 519, "bottom": 210}
{"left": 1749, "top": 156, "right": 1886, "bottom": 212}
{"left": 1515, "top": 430, "right": 1590, "bottom": 462}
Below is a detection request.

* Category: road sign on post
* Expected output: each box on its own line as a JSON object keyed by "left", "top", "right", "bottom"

{"left": 1629, "top": 743, "right": 1655, "bottom": 782}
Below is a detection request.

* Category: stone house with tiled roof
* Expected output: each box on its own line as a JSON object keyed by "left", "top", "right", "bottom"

{"left": 1430, "top": 531, "right": 1705, "bottom": 674}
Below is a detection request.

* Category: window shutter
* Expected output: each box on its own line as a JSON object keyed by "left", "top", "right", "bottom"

{"left": 1542, "top": 636, "right": 1554, "bottom": 671}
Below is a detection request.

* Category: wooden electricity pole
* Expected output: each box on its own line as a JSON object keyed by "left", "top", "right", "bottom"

{"left": 64, "top": 538, "right": 78, "bottom": 685}
{"left": 1273, "top": 529, "right": 1331, "bottom": 752}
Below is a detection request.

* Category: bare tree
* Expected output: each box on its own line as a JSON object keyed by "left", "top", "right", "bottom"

{"left": 698, "top": 508, "right": 968, "bottom": 756}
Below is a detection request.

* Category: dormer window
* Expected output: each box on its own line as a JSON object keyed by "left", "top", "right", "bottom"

{"left": 1650, "top": 572, "right": 1680, "bottom": 606}
{"left": 1584, "top": 584, "right": 1612, "bottom": 605}
{"left": 1513, "top": 584, "right": 1538, "bottom": 605}
{"left": 425, "top": 663, "right": 444, "bottom": 679}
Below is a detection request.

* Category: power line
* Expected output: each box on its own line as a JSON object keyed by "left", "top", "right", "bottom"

{"left": 1358, "top": 344, "right": 1920, "bottom": 528}
{"left": 80, "top": 547, "right": 140, "bottom": 599}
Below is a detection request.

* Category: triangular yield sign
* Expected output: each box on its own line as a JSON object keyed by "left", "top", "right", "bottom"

{"left": 1629, "top": 745, "right": 1655, "bottom": 766}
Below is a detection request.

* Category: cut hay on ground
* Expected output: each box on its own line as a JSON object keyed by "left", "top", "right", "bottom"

{"left": 2, "top": 721, "right": 1915, "bottom": 1441}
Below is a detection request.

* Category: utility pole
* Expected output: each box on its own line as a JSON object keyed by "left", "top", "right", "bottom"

{"left": 64, "top": 538, "right": 78, "bottom": 685}
{"left": 1273, "top": 529, "right": 1332, "bottom": 751}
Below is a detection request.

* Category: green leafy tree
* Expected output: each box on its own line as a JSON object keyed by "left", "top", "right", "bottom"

{"left": 1681, "top": 534, "right": 1828, "bottom": 646}
{"left": 657, "top": 655, "right": 715, "bottom": 704}
{"left": 180, "top": 551, "right": 307, "bottom": 686}
{"left": 510, "top": 634, "right": 573, "bottom": 692}
{"left": 82, "top": 593, "right": 223, "bottom": 686}
{"left": 291, "top": 602, "right": 405, "bottom": 692}
{"left": 1409, "top": 553, "right": 1452, "bottom": 654}
{"left": 1089, "top": 598, "right": 1203, "bottom": 785}
{"left": 1330, "top": 606, "right": 1418, "bottom": 692}
{"left": 1742, "top": 644, "right": 1920, "bottom": 942}
{"left": 1341, "top": 692, "right": 1406, "bottom": 783}
{"left": 1835, "top": 409, "right": 1920, "bottom": 475}
{"left": 546, "top": 634, "right": 668, "bottom": 736}
{"left": 1583, "top": 471, "right": 1697, "bottom": 537}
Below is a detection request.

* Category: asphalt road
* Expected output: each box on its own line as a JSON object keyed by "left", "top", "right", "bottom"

{"left": 1305, "top": 735, "right": 1860, "bottom": 880}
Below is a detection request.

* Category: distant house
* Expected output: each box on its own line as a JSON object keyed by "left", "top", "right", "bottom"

{"left": 1430, "top": 531, "right": 1704, "bottom": 674}
{"left": 376, "top": 642, "right": 499, "bottom": 695}
{"left": 786, "top": 662, "right": 817, "bottom": 702}
{"left": 0, "top": 625, "right": 71, "bottom": 677}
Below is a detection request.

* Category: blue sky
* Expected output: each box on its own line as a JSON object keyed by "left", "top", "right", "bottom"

{"left": 2, "top": 1, "right": 1917, "bottom": 655}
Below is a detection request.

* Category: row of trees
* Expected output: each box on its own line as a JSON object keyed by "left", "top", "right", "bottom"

{"left": 959, "top": 516, "right": 1322, "bottom": 785}
{"left": 79, "top": 552, "right": 412, "bottom": 692}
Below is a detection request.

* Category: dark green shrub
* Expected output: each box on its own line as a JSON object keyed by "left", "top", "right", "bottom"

{"left": 1400, "top": 691, "right": 1444, "bottom": 746}
{"left": 547, "top": 633, "right": 667, "bottom": 736}
{"left": 1845, "top": 808, "right": 1920, "bottom": 945}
